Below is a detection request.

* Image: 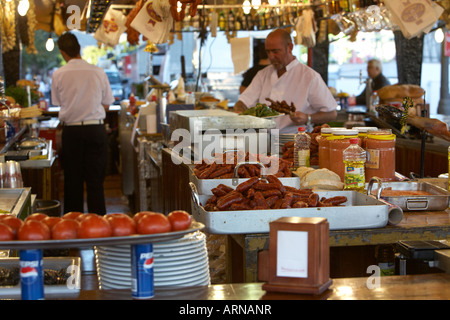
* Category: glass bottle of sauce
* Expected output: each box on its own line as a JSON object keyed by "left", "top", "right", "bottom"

{"left": 317, "top": 127, "right": 333, "bottom": 169}
{"left": 328, "top": 128, "right": 359, "bottom": 181}
{"left": 365, "top": 129, "right": 396, "bottom": 182}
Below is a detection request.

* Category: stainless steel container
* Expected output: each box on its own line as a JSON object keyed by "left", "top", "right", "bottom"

{"left": 367, "top": 177, "right": 450, "bottom": 211}
{"left": 190, "top": 188, "right": 389, "bottom": 234}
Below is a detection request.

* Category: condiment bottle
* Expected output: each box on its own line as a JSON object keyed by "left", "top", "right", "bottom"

{"left": 365, "top": 129, "right": 396, "bottom": 182}
{"left": 343, "top": 138, "right": 366, "bottom": 193}
{"left": 376, "top": 244, "right": 396, "bottom": 276}
{"left": 328, "top": 128, "right": 359, "bottom": 181}
{"left": 294, "top": 127, "right": 311, "bottom": 169}
{"left": 317, "top": 127, "right": 333, "bottom": 169}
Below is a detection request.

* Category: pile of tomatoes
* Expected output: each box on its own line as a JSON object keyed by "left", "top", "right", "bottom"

{"left": 0, "top": 210, "right": 193, "bottom": 241}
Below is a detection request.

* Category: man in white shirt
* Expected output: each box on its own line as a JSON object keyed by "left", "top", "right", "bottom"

{"left": 234, "top": 29, "right": 337, "bottom": 133}
{"left": 51, "top": 32, "right": 115, "bottom": 215}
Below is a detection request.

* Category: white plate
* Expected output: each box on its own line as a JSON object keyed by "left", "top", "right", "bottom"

{"left": 155, "top": 273, "right": 210, "bottom": 287}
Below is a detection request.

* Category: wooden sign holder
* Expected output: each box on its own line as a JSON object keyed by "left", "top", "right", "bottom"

{"left": 259, "top": 217, "right": 332, "bottom": 295}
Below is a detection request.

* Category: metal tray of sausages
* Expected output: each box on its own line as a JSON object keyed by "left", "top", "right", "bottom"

{"left": 189, "top": 163, "right": 300, "bottom": 195}
{"left": 191, "top": 190, "right": 389, "bottom": 234}
{"left": 367, "top": 177, "right": 450, "bottom": 211}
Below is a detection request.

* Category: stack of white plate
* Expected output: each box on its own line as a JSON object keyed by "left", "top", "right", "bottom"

{"left": 94, "top": 231, "right": 210, "bottom": 289}
{"left": 274, "top": 133, "right": 295, "bottom": 153}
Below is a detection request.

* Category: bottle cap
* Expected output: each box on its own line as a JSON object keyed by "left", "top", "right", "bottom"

{"left": 349, "top": 138, "right": 359, "bottom": 144}
{"left": 298, "top": 127, "right": 306, "bottom": 132}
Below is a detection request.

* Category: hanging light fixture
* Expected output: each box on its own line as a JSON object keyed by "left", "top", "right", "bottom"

{"left": 46, "top": 34, "right": 55, "bottom": 51}
{"left": 18, "top": 0, "right": 30, "bottom": 16}
{"left": 243, "top": 0, "right": 251, "bottom": 14}
{"left": 251, "top": 0, "right": 261, "bottom": 10}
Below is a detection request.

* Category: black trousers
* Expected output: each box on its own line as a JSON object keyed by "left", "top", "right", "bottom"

{"left": 61, "top": 124, "right": 107, "bottom": 215}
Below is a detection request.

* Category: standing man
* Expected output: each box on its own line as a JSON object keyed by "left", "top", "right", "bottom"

{"left": 234, "top": 28, "right": 337, "bottom": 133}
{"left": 356, "top": 59, "right": 390, "bottom": 105}
{"left": 51, "top": 32, "right": 115, "bottom": 215}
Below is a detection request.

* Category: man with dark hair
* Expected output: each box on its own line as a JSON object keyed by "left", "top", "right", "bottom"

{"left": 234, "top": 29, "right": 337, "bottom": 133}
{"left": 51, "top": 32, "right": 115, "bottom": 215}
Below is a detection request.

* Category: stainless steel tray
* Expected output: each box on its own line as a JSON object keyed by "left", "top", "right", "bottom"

{"left": 0, "top": 257, "right": 81, "bottom": 297}
{"left": 191, "top": 190, "right": 389, "bottom": 234}
{"left": 367, "top": 177, "right": 450, "bottom": 211}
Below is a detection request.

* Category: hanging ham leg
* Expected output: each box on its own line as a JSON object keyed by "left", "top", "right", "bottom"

{"left": 376, "top": 104, "right": 450, "bottom": 142}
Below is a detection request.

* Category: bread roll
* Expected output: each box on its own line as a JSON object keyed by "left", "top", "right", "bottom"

{"left": 300, "top": 168, "right": 344, "bottom": 190}
{"left": 378, "top": 84, "right": 425, "bottom": 101}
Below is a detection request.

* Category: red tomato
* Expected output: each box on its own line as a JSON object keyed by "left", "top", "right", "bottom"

{"left": 18, "top": 220, "right": 51, "bottom": 241}
{"left": 136, "top": 213, "right": 171, "bottom": 234}
{"left": 25, "top": 213, "right": 49, "bottom": 222}
{"left": 42, "top": 217, "right": 62, "bottom": 230}
{"left": 78, "top": 214, "right": 112, "bottom": 238}
{"left": 167, "top": 210, "right": 192, "bottom": 231}
{"left": 133, "top": 211, "right": 157, "bottom": 224}
{"left": 75, "top": 213, "right": 99, "bottom": 222}
{"left": 105, "top": 213, "right": 136, "bottom": 237}
{"left": 0, "top": 223, "right": 14, "bottom": 241}
{"left": 0, "top": 214, "right": 12, "bottom": 220}
{"left": 51, "top": 219, "right": 80, "bottom": 240}
{"left": 62, "top": 212, "right": 83, "bottom": 220}
{"left": 1, "top": 216, "right": 24, "bottom": 239}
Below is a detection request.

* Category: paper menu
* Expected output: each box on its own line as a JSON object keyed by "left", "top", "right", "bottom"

{"left": 276, "top": 230, "right": 308, "bottom": 278}
{"left": 230, "top": 37, "right": 250, "bottom": 74}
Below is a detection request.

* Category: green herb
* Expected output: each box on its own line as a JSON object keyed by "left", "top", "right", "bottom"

{"left": 240, "top": 103, "right": 279, "bottom": 117}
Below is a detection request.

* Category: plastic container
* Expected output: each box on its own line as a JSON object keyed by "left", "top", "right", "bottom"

{"left": 328, "top": 129, "right": 359, "bottom": 181}
{"left": 365, "top": 129, "right": 396, "bottom": 182}
{"left": 343, "top": 138, "right": 366, "bottom": 193}
{"left": 293, "top": 127, "right": 311, "bottom": 169}
{"left": 352, "top": 127, "right": 378, "bottom": 149}
{"left": 317, "top": 127, "right": 333, "bottom": 169}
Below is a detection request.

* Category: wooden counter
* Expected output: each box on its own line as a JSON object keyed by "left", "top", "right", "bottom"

{"left": 229, "top": 210, "right": 450, "bottom": 282}
{"left": 47, "top": 273, "right": 450, "bottom": 300}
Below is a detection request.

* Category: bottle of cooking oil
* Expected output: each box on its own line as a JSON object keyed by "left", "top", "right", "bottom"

{"left": 343, "top": 137, "right": 366, "bottom": 192}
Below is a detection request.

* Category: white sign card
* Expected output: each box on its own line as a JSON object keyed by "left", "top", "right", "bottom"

{"left": 276, "top": 230, "right": 308, "bottom": 278}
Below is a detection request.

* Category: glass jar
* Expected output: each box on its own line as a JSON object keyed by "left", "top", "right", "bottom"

{"left": 328, "top": 128, "right": 359, "bottom": 181}
{"left": 317, "top": 127, "right": 333, "bottom": 169}
{"left": 365, "top": 129, "right": 396, "bottom": 182}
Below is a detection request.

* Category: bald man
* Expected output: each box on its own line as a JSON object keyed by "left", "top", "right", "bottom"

{"left": 234, "top": 28, "right": 337, "bottom": 133}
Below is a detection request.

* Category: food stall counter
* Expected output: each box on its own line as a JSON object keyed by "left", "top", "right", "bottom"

{"left": 46, "top": 273, "right": 450, "bottom": 300}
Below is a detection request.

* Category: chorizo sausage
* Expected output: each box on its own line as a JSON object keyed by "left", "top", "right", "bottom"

{"left": 211, "top": 187, "right": 227, "bottom": 197}
{"left": 261, "top": 189, "right": 282, "bottom": 198}
{"left": 254, "top": 191, "right": 269, "bottom": 209}
{"left": 209, "top": 166, "right": 230, "bottom": 179}
{"left": 216, "top": 192, "right": 245, "bottom": 211}
{"left": 307, "top": 193, "right": 320, "bottom": 207}
{"left": 198, "top": 162, "right": 217, "bottom": 179}
{"left": 236, "top": 176, "right": 259, "bottom": 193}
{"left": 292, "top": 201, "right": 308, "bottom": 208}
{"left": 217, "top": 184, "right": 234, "bottom": 193}
{"left": 322, "top": 196, "right": 348, "bottom": 206}
{"left": 281, "top": 192, "right": 294, "bottom": 209}
{"left": 265, "top": 195, "right": 279, "bottom": 208}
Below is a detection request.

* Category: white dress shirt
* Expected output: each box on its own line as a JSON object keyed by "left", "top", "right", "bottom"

{"left": 239, "top": 58, "right": 337, "bottom": 133}
{"left": 51, "top": 59, "right": 115, "bottom": 123}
